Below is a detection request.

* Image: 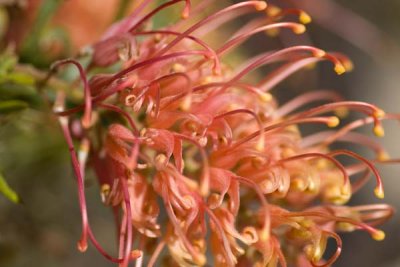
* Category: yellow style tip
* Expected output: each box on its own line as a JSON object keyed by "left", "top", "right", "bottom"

{"left": 377, "top": 151, "right": 390, "bottom": 161}
{"left": 334, "top": 63, "right": 346, "bottom": 75}
{"left": 266, "top": 6, "right": 281, "bottom": 17}
{"left": 374, "top": 108, "right": 386, "bottom": 119}
{"left": 372, "top": 230, "right": 385, "bottom": 241}
{"left": 373, "top": 125, "right": 385, "bottom": 137}
{"left": 374, "top": 187, "right": 385, "bottom": 199}
{"left": 255, "top": 1, "right": 268, "bottom": 11}
{"left": 327, "top": 116, "right": 340, "bottom": 128}
{"left": 259, "top": 92, "right": 272, "bottom": 102}
{"left": 299, "top": 11, "right": 312, "bottom": 24}
{"left": 293, "top": 24, "right": 306, "bottom": 35}
{"left": 334, "top": 107, "right": 349, "bottom": 118}
{"left": 343, "top": 60, "right": 354, "bottom": 72}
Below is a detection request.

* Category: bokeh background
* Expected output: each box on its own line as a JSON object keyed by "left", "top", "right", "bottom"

{"left": 0, "top": 0, "right": 399, "bottom": 266}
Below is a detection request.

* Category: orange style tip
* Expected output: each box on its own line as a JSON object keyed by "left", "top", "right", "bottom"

{"left": 327, "top": 116, "right": 340, "bottom": 128}
{"left": 378, "top": 151, "right": 390, "bottom": 161}
{"left": 305, "top": 62, "right": 317, "bottom": 70}
{"left": 374, "top": 187, "right": 385, "bottom": 199}
{"left": 101, "top": 184, "right": 110, "bottom": 193}
{"left": 373, "top": 125, "right": 385, "bottom": 137}
{"left": 259, "top": 92, "right": 272, "bottom": 102}
{"left": 265, "top": 28, "right": 280, "bottom": 37}
{"left": 266, "top": 5, "right": 281, "bottom": 17}
{"left": 81, "top": 117, "right": 91, "bottom": 129}
{"left": 293, "top": 24, "right": 306, "bottom": 35}
{"left": 255, "top": 1, "right": 268, "bottom": 11}
{"left": 242, "top": 227, "right": 259, "bottom": 244}
{"left": 334, "top": 107, "right": 349, "bottom": 118}
{"left": 374, "top": 108, "right": 386, "bottom": 119}
{"left": 181, "top": 11, "right": 189, "bottom": 19}
{"left": 154, "top": 154, "right": 168, "bottom": 170}
{"left": 260, "top": 229, "right": 269, "bottom": 241}
{"left": 299, "top": 11, "right": 312, "bottom": 24}
{"left": 77, "top": 241, "right": 88, "bottom": 252}
{"left": 194, "top": 254, "right": 206, "bottom": 266}
{"left": 343, "top": 61, "right": 354, "bottom": 72}
{"left": 130, "top": 250, "right": 142, "bottom": 259}
{"left": 200, "top": 183, "right": 209, "bottom": 197}
{"left": 255, "top": 139, "right": 265, "bottom": 151}
{"left": 314, "top": 49, "right": 326, "bottom": 58}
{"left": 372, "top": 230, "right": 385, "bottom": 241}
{"left": 213, "top": 67, "right": 222, "bottom": 76}
{"left": 180, "top": 99, "right": 191, "bottom": 111}
{"left": 334, "top": 64, "right": 346, "bottom": 75}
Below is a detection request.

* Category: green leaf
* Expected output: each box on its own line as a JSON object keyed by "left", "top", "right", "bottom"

{"left": 0, "top": 172, "right": 20, "bottom": 204}
{"left": 0, "top": 100, "right": 29, "bottom": 114}
{"left": 6, "top": 72, "right": 35, "bottom": 85}
{"left": 0, "top": 51, "right": 18, "bottom": 75}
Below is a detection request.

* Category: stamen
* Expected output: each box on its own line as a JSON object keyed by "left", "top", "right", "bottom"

{"left": 204, "top": 206, "right": 236, "bottom": 266}
{"left": 97, "top": 103, "right": 138, "bottom": 135}
{"left": 328, "top": 52, "right": 354, "bottom": 72}
{"left": 217, "top": 22, "right": 307, "bottom": 56}
{"left": 135, "top": 72, "right": 191, "bottom": 114}
{"left": 162, "top": 81, "right": 272, "bottom": 110}
{"left": 174, "top": 133, "right": 210, "bottom": 197}
{"left": 120, "top": 177, "right": 134, "bottom": 267}
{"left": 308, "top": 231, "right": 342, "bottom": 267}
{"left": 232, "top": 116, "right": 341, "bottom": 150}
{"left": 352, "top": 204, "right": 394, "bottom": 226}
{"left": 154, "top": 1, "right": 268, "bottom": 57}
{"left": 147, "top": 239, "right": 166, "bottom": 267}
{"left": 128, "top": 0, "right": 191, "bottom": 33}
{"left": 133, "top": 30, "right": 221, "bottom": 74}
{"left": 302, "top": 131, "right": 388, "bottom": 161}
{"left": 110, "top": 50, "right": 211, "bottom": 85}
{"left": 87, "top": 227, "right": 124, "bottom": 263}
{"left": 163, "top": 186, "right": 204, "bottom": 265}
{"left": 235, "top": 175, "right": 270, "bottom": 241}
{"left": 50, "top": 59, "right": 92, "bottom": 128}
{"left": 279, "top": 152, "right": 349, "bottom": 187}
{"left": 268, "top": 6, "right": 312, "bottom": 25}
{"left": 275, "top": 90, "right": 342, "bottom": 118}
{"left": 221, "top": 46, "right": 327, "bottom": 91}
{"left": 323, "top": 53, "right": 346, "bottom": 75}
{"left": 213, "top": 109, "right": 265, "bottom": 151}
{"left": 284, "top": 211, "right": 386, "bottom": 242}
{"left": 289, "top": 101, "right": 384, "bottom": 130}
{"left": 257, "top": 57, "right": 331, "bottom": 92}
{"left": 329, "top": 150, "right": 384, "bottom": 199}
{"left": 53, "top": 92, "right": 89, "bottom": 254}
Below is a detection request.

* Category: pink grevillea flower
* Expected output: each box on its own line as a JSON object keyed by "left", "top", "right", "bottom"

{"left": 48, "top": 1, "right": 398, "bottom": 266}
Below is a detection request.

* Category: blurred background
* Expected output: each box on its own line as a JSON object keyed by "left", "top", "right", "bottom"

{"left": 0, "top": 0, "right": 399, "bottom": 266}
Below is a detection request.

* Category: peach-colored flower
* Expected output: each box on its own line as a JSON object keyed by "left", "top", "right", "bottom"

{"left": 48, "top": 1, "right": 397, "bottom": 266}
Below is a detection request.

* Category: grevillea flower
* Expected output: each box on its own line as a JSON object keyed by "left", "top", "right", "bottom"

{"left": 47, "top": 1, "right": 398, "bottom": 266}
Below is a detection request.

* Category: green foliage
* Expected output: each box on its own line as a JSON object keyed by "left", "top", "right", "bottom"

{"left": 0, "top": 49, "right": 39, "bottom": 111}
{"left": 20, "top": 0, "right": 68, "bottom": 67}
{"left": 0, "top": 172, "right": 20, "bottom": 204}
{"left": 0, "top": 100, "right": 28, "bottom": 114}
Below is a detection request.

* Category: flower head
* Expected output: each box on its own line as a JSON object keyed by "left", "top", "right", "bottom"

{"left": 49, "top": 1, "right": 397, "bottom": 266}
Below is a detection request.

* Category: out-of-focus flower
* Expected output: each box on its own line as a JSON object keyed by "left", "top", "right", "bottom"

{"left": 44, "top": 1, "right": 398, "bottom": 266}
{"left": 1, "top": 0, "right": 138, "bottom": 63}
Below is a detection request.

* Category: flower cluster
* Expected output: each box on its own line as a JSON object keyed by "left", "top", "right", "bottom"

{"left": 49, "top": 1, "right": 396, "bottom": 266}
